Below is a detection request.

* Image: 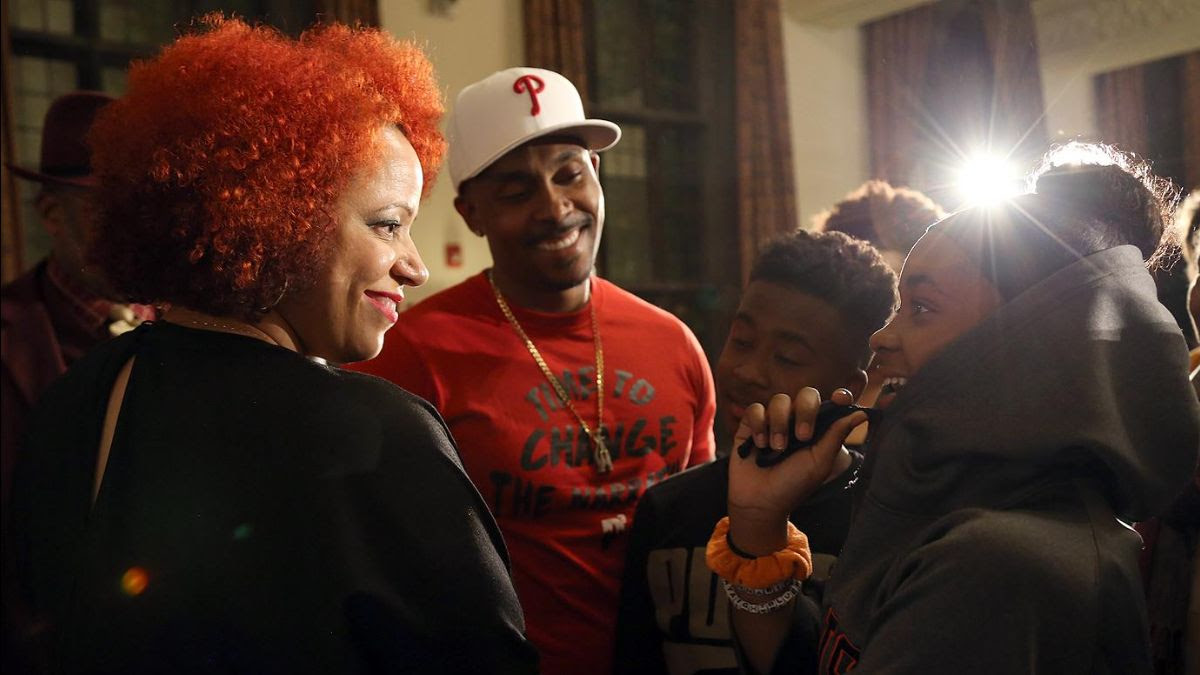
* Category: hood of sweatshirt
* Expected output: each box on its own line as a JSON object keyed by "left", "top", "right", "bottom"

{"left": 822, "top": 245, "right": 1199, "bottom": 665}
{"left": 861, "top": 244, "right": 1198, "bottom": 522}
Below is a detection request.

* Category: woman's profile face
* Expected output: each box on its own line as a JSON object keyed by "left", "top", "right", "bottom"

{"left": 868, "top": 229, "right": 1003, "bottom": 407}
{"left": 277, "top": 125, "right": 428, "bottom": 363}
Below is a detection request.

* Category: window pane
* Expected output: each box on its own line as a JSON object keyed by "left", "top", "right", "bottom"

{"left": 48, "top": 60, "right": 77, "bottom": 92}
{"left": 13, "top": 0, "right": 46, "bottom": 32}
{"left": 102, "top": 67, "right": 129, "bottom": 94}
{"left": 591, "top": 0, "right": 643, "bottom": 108}
{"left": 592, "top": 0, "right": 694, "bottom": 111}
{"left": 15, "top": 56, "right": 79, "bottom": 101}
{"left": 16, "top": 56, "right": 49, "bottom": 96}
{"left": 18, "top": 92, "right": 51, "bottom": 132}
{"left": 46, "top": 0, "right": 73, "bottom": 34}
{"left": 18, "top": 129, "right": 41, "bottom": 166}
{"left": 647, "top": 0, "right": 693, "bottom": 110}
{"left": 13, "top": 56, "right": 82, "bottom": 167}
{"left": 11, "top": 55, "right": 80, "bottom": 267}
{"left": 99, "top": 0, "right": 179, "bottom": 45}
{"left": 653, "top": 124, "right": 703, "bottom": 280}
{"left": 600, "top": 124, "right": 652, "bottom": 284}
{"left": 99, "top": 1, "right": 128, "bottom": 42}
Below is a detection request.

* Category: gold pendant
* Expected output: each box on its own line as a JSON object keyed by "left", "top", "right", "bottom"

{"left": 594, "top": 437, "right": 613, "bottom": 474}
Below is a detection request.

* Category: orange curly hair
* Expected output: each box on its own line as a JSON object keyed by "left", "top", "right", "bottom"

{"left": 89, "top": 16, "right": 446, "bottom": 318}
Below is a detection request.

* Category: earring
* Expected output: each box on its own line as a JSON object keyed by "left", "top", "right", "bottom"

{"left": 257, "top": 279, "right": 288, "bottom": 313}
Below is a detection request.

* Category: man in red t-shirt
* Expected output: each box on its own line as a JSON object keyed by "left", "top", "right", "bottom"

{"left": 354, "top": 67, "right": 716, "bottom": 675}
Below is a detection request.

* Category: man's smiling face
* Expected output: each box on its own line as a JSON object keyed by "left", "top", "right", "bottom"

{"left": 456, "top": 138, "right": 604, "bottom": 302}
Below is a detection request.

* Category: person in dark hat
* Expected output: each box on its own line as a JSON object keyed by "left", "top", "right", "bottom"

{"left": 2, "top": 91, "right": 154, "bottom": 674}
{"left": 1, "top": 91, "right": 155, "bottom": 512}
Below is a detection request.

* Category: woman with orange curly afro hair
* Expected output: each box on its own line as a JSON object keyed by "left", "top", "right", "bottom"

{"left": 11, "top": 17, "right": 539, "bottom": 674}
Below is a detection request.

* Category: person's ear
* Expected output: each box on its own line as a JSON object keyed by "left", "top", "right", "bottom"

{"left": 844, "top": 368, "right": 868, "bottom": 403}
{"left": 589, "top": 151, "right": 600, "bottom": 175}
{"left": 35, "top": 189, "right": 65, "bottom": 237}
{"left": 454, "top": 194, "right": 484, "bottom": 238}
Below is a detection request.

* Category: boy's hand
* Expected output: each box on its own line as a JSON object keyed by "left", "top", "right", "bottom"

{"left": 726, "top": 388, "right": 866, "bottom": 556}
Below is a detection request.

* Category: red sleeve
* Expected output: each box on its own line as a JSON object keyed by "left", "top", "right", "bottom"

{"left": 684, "top": 324, "right": 716, "bottom": 467}
{"left": 349, "top": 327, "right": 443, "bottom": 409}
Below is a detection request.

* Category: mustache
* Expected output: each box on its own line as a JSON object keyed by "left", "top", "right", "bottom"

{"left": 524, "top": 213, "right": 594, "bottom": 246}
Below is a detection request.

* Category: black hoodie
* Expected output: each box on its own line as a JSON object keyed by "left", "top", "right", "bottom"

{"left": 816, "top": 246, "right": 1200, "bottom": 674}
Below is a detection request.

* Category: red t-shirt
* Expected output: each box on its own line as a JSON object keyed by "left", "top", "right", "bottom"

{"left": 353, "top": 272, "right": 715, "bottom": 675}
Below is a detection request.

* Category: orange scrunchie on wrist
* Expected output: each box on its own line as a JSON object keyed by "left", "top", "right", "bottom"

{"left": 706, "top": 516, "right": 812, "bottom": 589}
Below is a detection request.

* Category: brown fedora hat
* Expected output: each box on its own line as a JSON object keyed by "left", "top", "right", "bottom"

{"left": 8, "top": 90, "right": 114, "bottom": 187}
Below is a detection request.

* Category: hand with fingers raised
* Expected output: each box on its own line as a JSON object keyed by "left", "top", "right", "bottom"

{"left": 726, "top": 387, "right": 869, "bottom": 557}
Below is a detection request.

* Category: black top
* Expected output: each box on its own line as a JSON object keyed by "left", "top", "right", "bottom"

{"left": 819, "top": 246, "right": 1200, "bottom": 673}
{"left": 613, "top": 452, "right": 863, "bottom": 675}
{"left": 11, "top": 321, "right": 539, "bottom": 674}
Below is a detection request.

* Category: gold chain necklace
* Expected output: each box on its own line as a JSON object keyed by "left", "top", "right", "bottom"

{"left": 166, "top": 310, "right": 279, "bottom": 345}
{"left": 487, "top": 270, "right": 613, "bottom": 474}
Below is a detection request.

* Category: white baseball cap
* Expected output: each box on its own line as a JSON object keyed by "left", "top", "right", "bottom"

{"left": 448, "top": 67, "right": 621, "bottom": 190}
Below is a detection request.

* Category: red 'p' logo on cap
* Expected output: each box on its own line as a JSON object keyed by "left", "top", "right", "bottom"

{"left": 513, "top": 74, "right": 546, "bottom": 116}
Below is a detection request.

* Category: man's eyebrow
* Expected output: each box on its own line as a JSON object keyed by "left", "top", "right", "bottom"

{"left": 473, "top": 148, "right": 586, "bottom": 184}
{"left": 553, "top": 148, "right": 584, "bottom": 165}
{"left": 731, "top": 311, "right": 756, "bottom": 327}
{"left": 773, "top": 329, "right": 814, "bottom": 353}
{"left": 474, "top": 170, "right": 533, "bottom": 185}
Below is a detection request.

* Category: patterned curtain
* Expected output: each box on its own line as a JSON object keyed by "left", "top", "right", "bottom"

{"left": 1095, "top": 51, "right": 1200, "bottom": 347}
{"left": 1183, "top": 53, "right": 1200, "bottom": 191}
{"left": 865, "top": 0, "right": 1046, "bottom": 198}
{"left": 523, "top": 0, "right": 589, "bottom": 102}
{"left": 1, "top": 11, "right": 22, "bottom": 283}
{"left": 314, "top": 0, "right": 379, "bottom": 26}
{"left": 733, "top": 0, "right": 796, "bottom": 282}
{"left": 865, "top": 4, "right": 939, "bottom": 190}
{"left": 1095, "top": 66, "right": 1149, "bottom": 158}
{"left": 1095, "top": 51, "right": 1200, "bottom": 191}
{"left": 979, "top": 0, "right": 1048, "bottom": 162}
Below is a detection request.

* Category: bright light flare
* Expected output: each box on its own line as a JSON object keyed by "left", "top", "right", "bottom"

{"left": 956, "top": 155, "right": 1022, "bottom": 206}
{"left": 1043, "top": 142, "right": 1115, "bottom": 168}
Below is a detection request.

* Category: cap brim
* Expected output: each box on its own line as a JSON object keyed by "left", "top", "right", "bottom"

{"left": 7, "top": 163, "right": 97, "bottom": 187}
{"left": 458, "top": 119, "right": 621, "bottom": 188}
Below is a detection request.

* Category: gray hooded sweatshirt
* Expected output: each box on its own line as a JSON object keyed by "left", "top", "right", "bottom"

{"left": 815, "top": 246, "right": 1200, "bottom": 674}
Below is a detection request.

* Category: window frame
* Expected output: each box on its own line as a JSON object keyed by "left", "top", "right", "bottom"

{"left": 5, "top": 0, "right": 315, "bottom": 272}
{"left": 582, "top": 0, "right": 739, "bottom": 361}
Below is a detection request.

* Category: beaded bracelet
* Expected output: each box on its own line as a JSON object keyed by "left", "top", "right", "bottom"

{"left": 721, "top": 578, "right": 803, "bottom": 614}
{"left": 705, "top": 516, "right": 812, "bottom": 589}
{"left": 733, "top": 578, "right": 792, "bottom": 596}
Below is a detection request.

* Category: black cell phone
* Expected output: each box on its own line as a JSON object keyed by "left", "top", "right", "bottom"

{"left": 736, "top": 401, "right": 877, "bottom": 467}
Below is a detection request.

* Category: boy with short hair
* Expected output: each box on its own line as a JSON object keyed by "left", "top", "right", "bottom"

{"left": 613, "top": 230, "right": 896, "bottom": 674}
